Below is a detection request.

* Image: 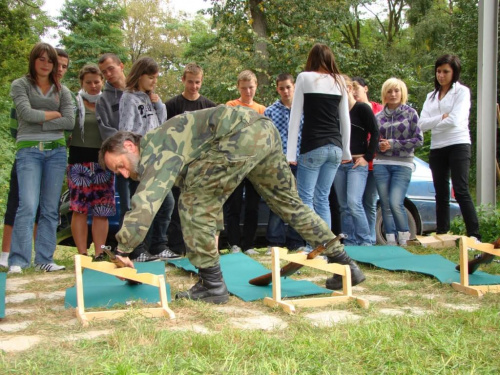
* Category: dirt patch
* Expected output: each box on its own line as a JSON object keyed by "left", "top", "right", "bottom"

{"left": 305, "top": 310, "right": 362, "bottom": 327}
{"left": 229, "top": 315, "right": 288, "bottom": 330}
{"left": 441, "top": 303, "right": 480, "bottom": 312}
{"left": 0, "top": 321, "right": 33, "bottom": 333}
{"left": 0, "top": 335, "right": 42, "bottom": 352}
{"left": 63, "top": 329, "right": 112, "bottom": 342}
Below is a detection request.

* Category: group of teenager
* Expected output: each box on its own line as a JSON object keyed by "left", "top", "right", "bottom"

{"left": 1, "top": 41, "right": 481, "bottom": 305}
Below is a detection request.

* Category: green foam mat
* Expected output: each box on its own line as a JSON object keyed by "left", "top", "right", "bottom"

{"left": 168, "top": 252, "right": 331, "bottom": 302}
{"left": 0, "top": 273, "right": 5, "bottom": 318}
{"left": 65, "top": 262, "right": 171, "bottom": 309}
{"left": 345, "top": 246, "right": 500, "bottom": 285}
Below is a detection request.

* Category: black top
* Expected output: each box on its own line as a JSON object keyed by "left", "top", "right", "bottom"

{"left": 349, "top": 102, "right": 379, "bottom": 161}
{"left": 68, "top": 146, "right": 99, "bottom": 164}
{"left": 301, "top": 93, "right": 342, "bottom": 154}
{"left": 165, "top": 94, "right": 217, "bottom": 120}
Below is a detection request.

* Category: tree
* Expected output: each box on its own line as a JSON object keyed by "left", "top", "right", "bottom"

{"left": 0, "top": 0, "right": 53, "bottom": 101}
{"left": 120, "top": 0, "right": 190, "bottom": 101}
{"left": 58, "top": 0, "right": 127, "bottom": 90}
{"left": 120, "top": 0, "right": 186, "bottom": 63}
{"left": 0, "top": 0, "right": 53, "bottom": 215}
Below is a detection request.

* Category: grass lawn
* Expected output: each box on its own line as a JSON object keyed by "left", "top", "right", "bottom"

{"left": 1, "top": 233, "right": 500, "bottom": 374}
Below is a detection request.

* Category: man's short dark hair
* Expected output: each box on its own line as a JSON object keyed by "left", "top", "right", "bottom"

{"left": 98, "top": 53, "right": 122, "bottom": 65}
{"left": 276, "top": 73, "right": 294, "bottom": 85}
{"left": 55, "top": 48, "right": 69, "bottom": 64}
{"left": 99, "top": 131, "right": 142, "bottom": 169}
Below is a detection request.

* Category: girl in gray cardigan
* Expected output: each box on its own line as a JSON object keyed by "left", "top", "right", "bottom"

{"left": 118, "top": 57, "right": 167, "bottom": 135}
{"left": 8, "top": 43, "right": 75, "bottom": 273}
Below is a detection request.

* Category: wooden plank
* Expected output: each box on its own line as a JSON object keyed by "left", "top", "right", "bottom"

{"left": 263, "top": 297, "right": 295, "bottom": 314}
{"left": 459, "top": 237, "right": 469, "bottom": 287}
{"left": 74, "top": 255, "right": 86, "bottom": 321}
{"left": 74, "top": 255, "right": 174, "bottom": 325}
{"left": 83, "top": 308, "right": 170, "bottom": 322}
{"left": 452, "top": 237, "right": 500, "bottom": 297}
{"left": 452, "top": 283, "right": 484, "bottom": 297}
{"left": 416, "top": 235, "right": 445, "bottom": 248}
{"left": 286, "top": 296, "right": 352, "bottom": 308}
{"left": 278, "top": 250, "right": 348, "bottom": 275}
{"left": 263, "top": 248, "right": 367, "bottom": 314}
{"left": 271, "top": 248, "right": 282, "bottom": 302}
{"left": 434, "top": 234, "right": 460, "bottom": 248}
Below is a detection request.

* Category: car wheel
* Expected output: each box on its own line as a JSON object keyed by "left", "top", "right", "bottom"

{"left": 375, "top": 206, "right": 418, "bottom": 245}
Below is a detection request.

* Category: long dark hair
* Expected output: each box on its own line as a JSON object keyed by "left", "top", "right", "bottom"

{"left": 305, "top": 43, "right": 342, "bottom": 87}
{"left": 430, "top": 54, "right": 461, "bottom": 99}
{"left": 125, "top": 57, "right": 159, "bottom": 92}
{"left": 27, "top": 42, "right": 60, "bottom": 91}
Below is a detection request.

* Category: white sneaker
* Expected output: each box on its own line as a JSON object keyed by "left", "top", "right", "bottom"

{"left": 386, "top": 233, "right": 397, "bottom": 245}
{"left": 398, "top": 231, "right": 411, "bottom": 247}
{"left": 35, "top": 263, "right": 66, "bottom": 272}
{"left": 265, "top": 246, "right": 273, "bottom": 255}
{"left": 231, "top": 245, "right": 242, "bottom": 253}
{"left": 244, "top": 248, "right": 259, "bottom": 255}
{"left": 0, "top": 259, "right": 8, "bottom": 268}
{"left": 8, "top": 265, "right": 22, "bottom": 274}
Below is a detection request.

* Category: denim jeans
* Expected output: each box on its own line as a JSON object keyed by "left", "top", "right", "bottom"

{"left": 9, "top": 146, "right": 67, "bottom": 268}
{"left": 266, "top": 165, "right": 304, "bottom": 249}
{"left": 372, "top": 164, "right": 412, "bottom": 235}
{"left": 334, "top": 162, "right": 371, "bottom": 245}
{"left": 363, "top": 171, "right": 378, "bottom": 244}
{"left": 297, "top": 144, "right": 342, "bottom": 228}
{"left": 429, "top": 144, "right": 480, "bottom": 239}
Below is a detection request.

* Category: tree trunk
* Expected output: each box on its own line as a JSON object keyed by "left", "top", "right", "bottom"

{"left": 249, "top": 0, "right": 269, "bottom": 87}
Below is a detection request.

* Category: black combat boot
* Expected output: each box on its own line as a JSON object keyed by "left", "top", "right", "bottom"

{"left": 455, "top": 253, "right": 495, "bottom": 274}
{"left": 175, "top": 264, "right": 229, "bottom": 304}
{"left": 325, "top": 251, "right": 366, "bottom": 290}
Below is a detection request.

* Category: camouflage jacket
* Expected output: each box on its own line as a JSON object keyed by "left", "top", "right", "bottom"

{"left": 117, "top": 105, "right": 265, "bottom": 251}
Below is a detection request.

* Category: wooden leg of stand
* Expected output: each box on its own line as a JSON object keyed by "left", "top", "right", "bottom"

{"left": 74, "top": 255, "right": 88, "bottom": 326}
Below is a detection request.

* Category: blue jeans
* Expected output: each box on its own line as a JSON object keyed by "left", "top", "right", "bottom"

{"left": 372, "top": 164, "right": 411, "bottom": 235}
{"left": 10, "top": 146, "right": 67, "bottom": 268}
{"left": 363, "top": 170, "right": 378, "bottom": 244}
{"left": 266, "top": 165, "right": 304, "bottom": 249}
{"left": 334, "top": 162, "right": 371, "bottom": 245}
{"left": 297, "top": 144, "right": 342, "bottom": 228}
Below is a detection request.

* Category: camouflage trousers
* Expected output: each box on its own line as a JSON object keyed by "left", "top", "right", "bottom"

{"left": 179, "top": 118, "right": 343, "bottom": 268}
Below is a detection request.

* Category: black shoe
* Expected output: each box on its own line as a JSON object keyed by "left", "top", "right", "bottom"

{"left": 456, "top": 253, "right": 495, "bottom": 274}
{"left": 325, "top": 251, "right": 366, "bottom": 290}
{"left": 176, "top": 264, "right": 229, "bottom": 304}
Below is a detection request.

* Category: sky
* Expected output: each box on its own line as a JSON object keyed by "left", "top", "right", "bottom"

{"left": 40, "top": 0, "right": 211, "bottom": 44}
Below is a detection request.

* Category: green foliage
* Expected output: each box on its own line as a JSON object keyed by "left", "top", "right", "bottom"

{"left": 450, "top": 205, "right": 500, "bottom": 243}
{"left": 120, "top": 0, "right": 192, "bottom": 102}
{"left": 0, "top": 0, "right": 53, "bottom": 217}
{"left": 0, "top": 0, "right": 54, "bottom": 99}
{"left": 59, "top": 0, "right": 128, "bottom": 91}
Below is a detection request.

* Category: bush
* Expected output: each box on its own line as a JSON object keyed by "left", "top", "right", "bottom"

{"left": 450, "top": 205, "right": 500, "bottom": 243}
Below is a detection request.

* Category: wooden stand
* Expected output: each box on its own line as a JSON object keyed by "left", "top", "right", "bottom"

{"left": 75, "top": 255, "right": 175, "bottom": 326}
{"left": 263, "top": 247, "right": 369, "bottom": 313}
{"left": 452, "top": 236, "right": 500, "bottom": 297}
